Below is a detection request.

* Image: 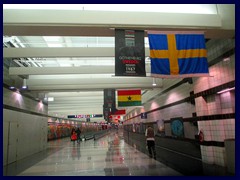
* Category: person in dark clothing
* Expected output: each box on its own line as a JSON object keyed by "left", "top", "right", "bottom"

{"left": 75, "top": 127, "right": 81, "bottom": 144}
{"left": 145, "top": 126, "right": 156, "bottom": 159}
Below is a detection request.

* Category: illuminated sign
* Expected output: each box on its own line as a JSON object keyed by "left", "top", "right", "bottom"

{"left": 67, "top": 114, "right": 103, "bottom": 119}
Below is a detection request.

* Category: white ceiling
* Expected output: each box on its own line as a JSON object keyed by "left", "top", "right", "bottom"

{"left": 4, "top": 35, "right": 162, "bottom": 119}
{"left": 3, "top": 4, "right": 235, "bottom": 121}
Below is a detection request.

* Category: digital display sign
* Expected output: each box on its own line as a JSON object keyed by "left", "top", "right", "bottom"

{"left": 67, "top": 114, "right": 103, "bottom": 119}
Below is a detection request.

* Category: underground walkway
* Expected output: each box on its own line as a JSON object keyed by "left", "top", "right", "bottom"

{"left": 4, "top": 129, "right": 183, "bottom": 176}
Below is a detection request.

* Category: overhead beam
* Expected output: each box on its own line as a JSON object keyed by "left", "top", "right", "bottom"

{"left": 50, "top": 100, "right": 103, "bottom": 104}
{"left": 4, "top": 9, "right": 229, "bottom": 39}
{"left": 9, "top": 65, "right": 151, "bottom": 75}
{"left": 3, "top": 8, "right": 234, "bottom": 38}
{"left": 49, "top": 104, "right": 104, "bottom": 108}
{"left": 3, "top": 26, "right": 115, "bottom": 36}
{"left": 3, "top": 26, "right": 235, "bottom": 38}
{"left": 28, "top": 84, "right": 162, "bottom": 91}
{"left": 26, "top": 77, "right": 163, "bottom": 90}
{"left": 48, "top": 91, "right": 103, "bottom": 97}
{"left": 48, "top": 109, "right": 103, "bottom": 113}
{"left": 26, "top": 77, "right": 158, "bottom": 85}
{"left": 50, "top": 96, "right": 104, "bottom": 101}
{"left": 4, "top": 47, "right": 116, "bottom": 58}
{"left": 3, "top": 9, "right": 221, "bottom": 28}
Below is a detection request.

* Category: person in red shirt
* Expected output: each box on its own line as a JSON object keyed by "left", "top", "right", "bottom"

{"left": 71, "top": 127, "right": 77, "bottom": 143}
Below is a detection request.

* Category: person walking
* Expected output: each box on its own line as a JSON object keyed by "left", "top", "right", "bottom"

{"left": 76, "top": 127, "right": 81, "bottom": 144}
{"left": 71, "top": 127, "right": 77, "bottom": 143}
{"left": 145, "top": 125, "right": 156, "bottom": 159}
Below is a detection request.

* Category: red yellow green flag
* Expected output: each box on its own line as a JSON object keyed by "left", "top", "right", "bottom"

{"left": 117, "top": 89, "right": 141, "bottom": 107}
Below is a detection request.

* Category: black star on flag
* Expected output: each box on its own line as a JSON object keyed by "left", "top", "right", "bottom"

{"left": 127, "top": 96, "right": 132, "bottom": 101}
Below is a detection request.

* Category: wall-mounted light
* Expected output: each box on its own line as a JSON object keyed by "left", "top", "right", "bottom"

{"left": 9, "top": 86, "right": 15, "bottom": 90}
{"left": 217, "top": 87, "right": 235, "bottom": 94}
{"left": 152, "top": 78, "right": 157, "bottom": 86}
{"left": 22, "top": 78, "right": 27, "bottom": 89}
{"left": 223, "top": 57, "right": 230, "bottom": 62}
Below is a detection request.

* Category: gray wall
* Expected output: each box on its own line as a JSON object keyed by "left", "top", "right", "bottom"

{"left": 3, "top": 109, "right": 48, "bottom": 166}
{"left": 3, "top": 88, "right": 48, "bottom": 166}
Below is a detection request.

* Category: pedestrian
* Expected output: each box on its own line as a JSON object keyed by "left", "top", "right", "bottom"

{"left": 76, "top": 127, "right": 81, "bottom": 144}
{"left": 71, "top": 127, "right": 77, "bottom": 143}
{"left": 145, "top": 125, "right": 156, "bottom": 159}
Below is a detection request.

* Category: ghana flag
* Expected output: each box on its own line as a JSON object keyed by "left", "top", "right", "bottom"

{"left": 117, "top": 89, "right": 141, "bottom": 107}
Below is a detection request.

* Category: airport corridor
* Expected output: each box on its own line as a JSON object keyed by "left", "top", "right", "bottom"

{"left": 4, "top": 129, "right": 183, "bottom": 176}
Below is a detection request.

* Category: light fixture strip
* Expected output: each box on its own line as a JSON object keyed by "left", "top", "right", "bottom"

{"left": 217, "top": 87, "right": 235, "bottom": 94}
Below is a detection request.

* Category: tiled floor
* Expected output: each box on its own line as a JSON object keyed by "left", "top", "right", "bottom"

{"left": 4, "top": 129, "right": 183, "bottom": 176}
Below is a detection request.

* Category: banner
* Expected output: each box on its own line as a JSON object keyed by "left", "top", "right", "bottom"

{"left": 103, "top": 89, "right": 116, "bottom": 121}
{"left": 117, "top": 89, "right": 141, "bottom": 107}
{"left": 148, "top": 31, "right": 209, "bottom": 78}
{"left": 115, "top": 29, "right": 146, "bottom": 76}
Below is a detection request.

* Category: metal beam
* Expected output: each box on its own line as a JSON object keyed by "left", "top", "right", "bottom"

{"left": 9, "top": 65, "right": 151, "bottom": 75}
{"left": 3, "top": 9, "right": 230, "bottom": 39}
{"left": 4, "top": 47, "right": 116, "bottom": 58}
{"left": 3, "top": 26, "right": 235, "bottom": 39}
{"left": 26, "top": 77, "right": 157, "bottom": 85}
{"left": 28, "top": 84, "right": 162, "bottom": 91}
{"left": 3, "top": 9, "right": 221, "bottom": 28}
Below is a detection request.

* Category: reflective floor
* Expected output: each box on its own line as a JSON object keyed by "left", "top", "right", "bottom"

{"left": 4, "top": 129, "right": 183, "bottom": 176}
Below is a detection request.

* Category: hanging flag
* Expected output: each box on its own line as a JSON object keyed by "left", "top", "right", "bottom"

{"left": 117, "top": 89, "right": 141, "bottom": 107}
{"left": 148, "top": 31, "right": 209, "bottom": 78}
{"left": 110, "top": 109, "right": 126, "bottom": 115}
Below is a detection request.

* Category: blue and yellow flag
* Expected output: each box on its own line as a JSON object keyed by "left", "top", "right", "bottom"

{"left": 148, "top": 31, "right": 209, "bottom": 78}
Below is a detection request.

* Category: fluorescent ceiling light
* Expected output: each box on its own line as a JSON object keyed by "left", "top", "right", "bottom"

{"left": 43, "top": 36, "right": 61, "bottom": 42}
{"left": 59, "top": 64, "right": 73, "bottom": 67}
{"left": 48, "top": 97, "right": 54, "bottom": 101}
{"left": 47, "top": 44, "right": 63, "bottom": 47}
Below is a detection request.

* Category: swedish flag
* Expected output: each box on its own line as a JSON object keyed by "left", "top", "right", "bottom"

{"left": 148, "top": 31, "right": 209, "bottom": 78}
